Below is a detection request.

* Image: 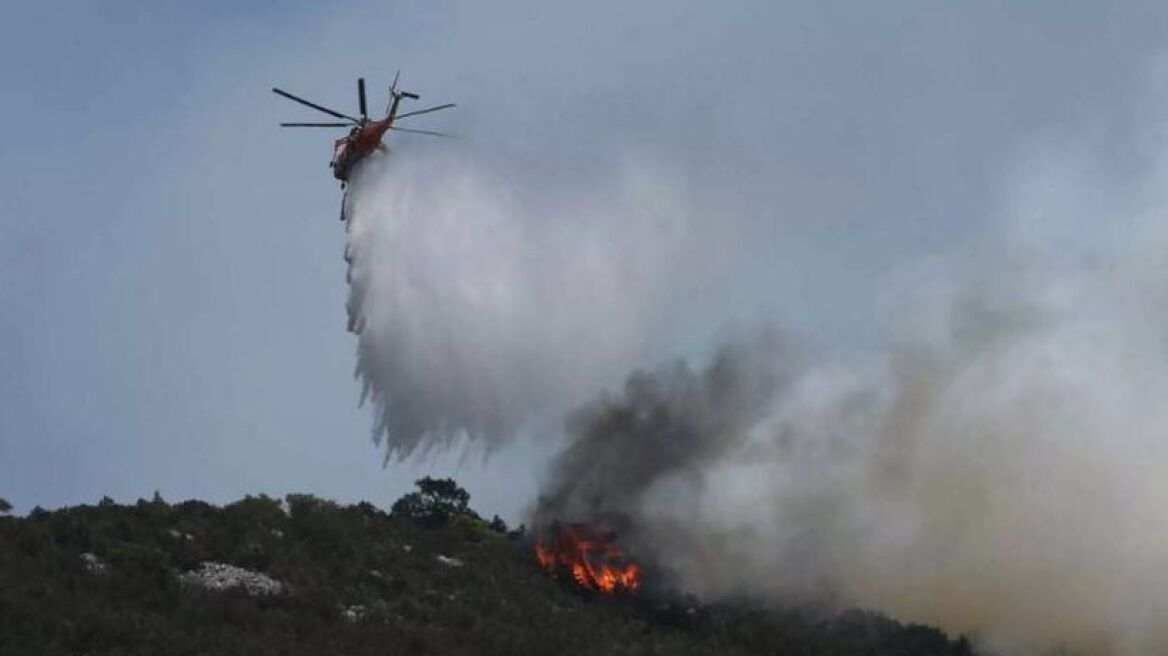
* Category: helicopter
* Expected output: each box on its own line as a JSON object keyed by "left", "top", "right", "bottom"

{"left": 273, "top": 72, "right": 454, "bottom": 219}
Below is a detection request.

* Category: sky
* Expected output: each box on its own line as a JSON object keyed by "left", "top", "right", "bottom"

{"left": 3, "top": 1, "right": 1168, "bottom": 522}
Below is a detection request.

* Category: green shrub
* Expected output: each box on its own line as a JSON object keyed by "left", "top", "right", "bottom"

{"left": 107, "top": 542, "right": 180, "bottom": 606}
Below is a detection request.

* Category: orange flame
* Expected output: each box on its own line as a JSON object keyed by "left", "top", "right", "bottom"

{"left": 534, "top": 523, "right": 641, "bottom": 593}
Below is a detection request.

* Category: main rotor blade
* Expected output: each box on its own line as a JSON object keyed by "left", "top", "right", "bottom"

{"left": 390, "top": 126, "right": 455, "bottom": 138}
{"left": 272, "top": 88, "right": 359, "bottom": 122}
{"left": 280, "top": 122, "right": 353, "bottom": 127}
{"left": 386, "top": 70, "right": 401, "bottom": 115}
{"left": 358, "top": 78, "right": 367, "bottom": 120}
{"left": 395, "top": 103, "right": 456, "bottom": 120}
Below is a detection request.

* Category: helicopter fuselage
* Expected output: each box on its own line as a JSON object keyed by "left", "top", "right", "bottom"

{"left": 331, "top": 117, "right": 393, "bottom": 182}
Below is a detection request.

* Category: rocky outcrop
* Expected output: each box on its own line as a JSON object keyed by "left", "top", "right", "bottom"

{"left": 181, "top": 562, "right": 284, "bottom": 596}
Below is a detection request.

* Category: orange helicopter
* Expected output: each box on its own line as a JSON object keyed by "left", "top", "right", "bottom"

{"left": 274, "top": 72, "right": 454, "bottom": 219}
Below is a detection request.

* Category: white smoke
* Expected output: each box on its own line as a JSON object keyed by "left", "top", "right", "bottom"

{"left": 343, "top": 149, "right": 730, "bottom": 459}
{"left": 651, "top": 245, "right": 1168, "bottom": 655}
{"left": 542, "top": 132, "right": 1168, "bottom": 655}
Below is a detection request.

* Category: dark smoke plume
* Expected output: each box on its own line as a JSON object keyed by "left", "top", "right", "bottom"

{"left": 536, "top": 330, "right": 790, "bottom": 531}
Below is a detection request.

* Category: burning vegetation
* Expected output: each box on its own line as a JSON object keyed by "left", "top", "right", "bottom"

{"left": 534, "top": 522, "right": 642, "bottom": 593}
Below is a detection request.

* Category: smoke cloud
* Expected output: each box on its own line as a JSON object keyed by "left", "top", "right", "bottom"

{"left": 534, "top": 138, "right": 1168, "bottom": 655}
{"left": 536, "top": 329, "right": 791, "bottom": 529}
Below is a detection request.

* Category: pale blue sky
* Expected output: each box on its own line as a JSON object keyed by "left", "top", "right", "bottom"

{"left": 3, "top": 1, "right": 1167, "bottom": 520}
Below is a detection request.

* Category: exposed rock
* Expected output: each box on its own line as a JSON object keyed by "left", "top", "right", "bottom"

{"left": 343, "top": 605, "right": 366, "bottom": 623}
{"left": 181, "top": 562, "right": 284, "bottom": 596}
{"left": 80, "top": 552, "right": 108, "bottom": 576}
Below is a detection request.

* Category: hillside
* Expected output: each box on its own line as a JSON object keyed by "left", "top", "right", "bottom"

{"left": 0, "top": 483, "right": 975, "bottom": 655}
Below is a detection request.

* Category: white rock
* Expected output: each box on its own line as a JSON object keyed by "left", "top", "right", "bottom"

{"left": 435, "top": 554, "right": 463, "bottom": 568}
{"left": 80, "top": 552, "right": 108, "bottom": 576}
{"left": 181, "top": 562, "right": 284, "bottom": 596}
{"left": 343, "top": 605, "right": 366, "bottom": 623}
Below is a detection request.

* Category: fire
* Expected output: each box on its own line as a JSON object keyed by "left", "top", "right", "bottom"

{"left": 534, "top": 522, "right": 642, "bottom": 593}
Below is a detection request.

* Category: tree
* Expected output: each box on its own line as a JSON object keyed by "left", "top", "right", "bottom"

{"left": 391, "top": 477, "right": 472, "bottom": 528}
{"left": 0, "top": 498, "right": 11, "bottom": 515}
{"left": 488, "top": 515, "right": 508, "bottom": 534}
